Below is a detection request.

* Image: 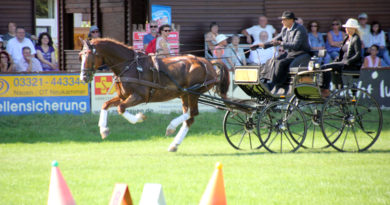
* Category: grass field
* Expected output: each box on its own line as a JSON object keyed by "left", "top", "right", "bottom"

{"left": 0, "top": 110, "right": 389, "bottom": 204}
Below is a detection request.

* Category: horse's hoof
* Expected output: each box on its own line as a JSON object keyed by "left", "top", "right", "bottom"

{"left": 136, "top": 113, "right": 146, "bottom": 123}
{"left": 168, "top": 144, "right": 178, "bottom": 152}
{"left": 100, "top": 127, "right": 110, "bottom": 140}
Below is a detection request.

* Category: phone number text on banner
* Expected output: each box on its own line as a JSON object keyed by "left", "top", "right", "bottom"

{"left": 0, "top": 73, "right": 90, "bottom": 115}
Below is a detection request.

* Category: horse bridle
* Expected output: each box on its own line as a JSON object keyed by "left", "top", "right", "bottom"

{"left": 81, "top": 42, "right": 98, "bottom": 76}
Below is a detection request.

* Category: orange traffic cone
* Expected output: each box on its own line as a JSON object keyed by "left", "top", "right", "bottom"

{"left": 47, "top": 161, "right": 76, "bottom": 205}
{"left": 199, "top": 162, "right": 227, "bottom": 205}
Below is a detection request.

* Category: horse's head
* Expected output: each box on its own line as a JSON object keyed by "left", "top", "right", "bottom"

{"left": 79, "top": 39, "right": 104, "bottom": 83}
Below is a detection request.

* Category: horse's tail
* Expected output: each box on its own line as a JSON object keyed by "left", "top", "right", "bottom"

{"left": 211, "top": 60, "right": 230, "bottom": 99}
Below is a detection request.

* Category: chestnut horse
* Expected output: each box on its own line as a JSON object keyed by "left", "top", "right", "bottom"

{"left": 79, "top": 38, "right": 229, "bottom": 152}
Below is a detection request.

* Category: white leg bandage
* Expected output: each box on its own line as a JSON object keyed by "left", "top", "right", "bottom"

{"left": 168, "top": 112, "right": 190, "bottom": 130}
{"left": 98, "top": 109, "right": 108, "bottom": 128}
{"left": 172, "top": 122, "right": 189, "bottom": 145}
{"left": 122, "top": 111, "right": 143, "bottom": 124}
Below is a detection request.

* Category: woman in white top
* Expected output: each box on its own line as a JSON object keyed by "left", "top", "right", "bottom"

{"left": 156, "top": 24, "right": 172, "bottom": 57}
{"left": 363, "top": 44, "right": 381, "bottom": 68}
{"left": 205, "top": 22, "right": 219, "bottom": 56}
{"left": 369, "top": 21, "right": 390, "bottom": 66}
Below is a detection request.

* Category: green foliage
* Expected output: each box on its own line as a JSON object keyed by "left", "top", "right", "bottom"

{"left": 0, "top": 111, "right": 389, "bottom": 204}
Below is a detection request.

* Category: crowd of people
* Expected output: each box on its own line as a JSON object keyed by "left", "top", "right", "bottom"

{"left": 201, "top": 12, "right": 390, "bottom": 70}
{"left": 0, "top": 22, "right": 59, "bottom": 72}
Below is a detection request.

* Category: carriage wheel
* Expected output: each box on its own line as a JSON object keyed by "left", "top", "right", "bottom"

{"left": 223, "top": 110, "right": 263, "bottom": 150}
{"left": 257, "top": 101, "right": 307, "bottom": 153}
{"left": 288, "top": 95, "right": 331, "bottom": 149}
{"left": 321, "top": 87, "right": 382, "bottom": 152}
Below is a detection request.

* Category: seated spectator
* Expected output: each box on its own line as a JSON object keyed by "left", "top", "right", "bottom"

{"left": 357, "top": 13, "right": 371, "bottom": 54}
{"left": 325, "top": 19, "right": 345, "bottom": 60}
{"left": 0, "top": 37, "right": 5, "bottom": 52}
{"left": 156, "top": 24, "right": 172, "bottom": 57}
{"left": 0, "top": 51, "right": 14, "bottom": 72}
{"left": 368, "top": 21, "right": 390, "bottom": 66}
{"left": 363, "top": 45, "right": 381, "bottom": 68}
{"left": 35, "top": 32, "right": 57, "bottom": 71}
{"left": 248, "top": 31, "right": 275, "bottom": 65}
{"left": 6, "top": 27, "right": 36, "bottom": 62}
{"left": 225, "top": 34, "right": 246, "bottom": 70}
{"left": 143, "top": 20, "right": 158, "bottom": 50}
{"left": 2, "top": 22, "right": 37, "bottom": 47}
{"left": 307, "top": 20, "right": 331, "bottom": 64}
{"left": 213, "top": 34, "right": 229, "bottom": 66}
{"left": 88, "top": 25, "right": 101, "bottom": 40}
{"left": 296, "top": 17, "right": 304, "bottom": 26}
{"left": 205, "top": 22, "right": 219, "bottom": 57}
{"left": 242, "top": 15, "right": 276, "bottom": 44}
{"left": 15, "top": 47, "right": 42, "bottom": 72}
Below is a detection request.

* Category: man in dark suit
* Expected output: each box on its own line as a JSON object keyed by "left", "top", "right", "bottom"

{"left": 252, "top": 11, "right": 311, "bottom": 88}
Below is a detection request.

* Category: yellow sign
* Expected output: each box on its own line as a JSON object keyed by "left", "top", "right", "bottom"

{"left": 0, "top": 74, "right": 88, "bottom": 97}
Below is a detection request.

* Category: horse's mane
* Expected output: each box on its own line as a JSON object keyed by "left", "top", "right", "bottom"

{"left": 91, "top": 38, "right": 135, "bottom": 52}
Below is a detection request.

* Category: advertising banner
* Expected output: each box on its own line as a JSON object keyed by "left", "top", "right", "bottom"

{"left": 91, "top": 73, "right": 216, "bottom": 113}
{"left": 151, "top": 5, "right": 172, "bottom": 25}
{"left": 0, "top": 73, "right": 90, "bottom": 115}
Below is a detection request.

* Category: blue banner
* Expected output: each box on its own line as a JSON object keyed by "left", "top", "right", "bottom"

{"left": 151, "top": 5, "right": 172, "bottom": 25}
{"left": 0, "top": 96, "right": 90, "bottom": 115}
{"left": 0, "top": 73, "right": 90, "bottom": 115}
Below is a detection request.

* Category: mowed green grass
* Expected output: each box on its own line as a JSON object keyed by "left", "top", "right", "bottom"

{"left": 0, "top": 110, "right": 389, "bottom": 205}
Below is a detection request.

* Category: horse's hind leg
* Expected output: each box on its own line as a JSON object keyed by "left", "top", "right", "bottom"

{"left": 100, "top": 96, "right": 121, "bottom": 139}
{"left": 168, "top": 94, "right": 199, "bottom": 152}
{"left": 166, "top": 95, "right": 190, "bottom": 136}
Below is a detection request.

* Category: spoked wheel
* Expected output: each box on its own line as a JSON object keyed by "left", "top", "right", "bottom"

{"left": 257, "top": 101, "right": 307, "bottom": 153}
{"left": 321, "top": 87, "right": 382, "bottom": 152}
{"left": 289, "top": 95, "right": 331, "bottom": 149}
{"left": 223, "top": 110, "right": 263, "bottom": 150}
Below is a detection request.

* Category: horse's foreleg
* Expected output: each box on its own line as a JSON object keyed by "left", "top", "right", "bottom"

{"left": 118, "top": 93, "right": 146, "bottom": 124}
{"left": 100, "top": 96, "right": 121, "bottom": 139}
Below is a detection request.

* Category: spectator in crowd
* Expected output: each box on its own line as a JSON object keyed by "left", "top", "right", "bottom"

{"left": 0, "top": 51, "right": 14, "bottom": 72}
{"left": 2, "top": 22, "right": 36, "bottom": 47}
{"left": 0, "top": 37, "right": 5, "bottom": 52}
{"left": 225, "top": 34, "right": 246, "bottom": 70}
{"left": 363, "top": 44, "right": 381, "bottom": 68}
{"left": 325, "top": 19, "right": 346, "bottom": 60}
{"left": 6, "top": 27, "right": 36, "bottom": 62}
{"left": 248, "top": 31, "right": 275, "bottom": 65}
{"left": 321, "top": 18, "right": 362, "bottom": 97}
{"left": 296, "top": 17, "right": 304, "bottom": 26}
{"left": 213, "top": 34, "right": 229, "bottom": 66}
{"left": 143, "top": 20, "right": 159, "bottom": 50}
{"left": 357, "top": 13, "right": 371, "bottom": 54}
{"left": 368, "top": 21, "right": 390, "bottom": 66}
{"left": 251, "top": 11, "right": 311, "bottom": 88}
{"left": 242, "top": 15, "right": 276, "bottom": 44}
{"left": 156, "top": 24, "right": 172, "bottom": 57}
{"left": 205, "top": 22, "right": 219, "bottom": 57}
{"left": 36, "top": 32, "right": 57, "bottom": 71}
{"left": 15, "top": 47, "right": 42, "bottom": 72}
{"left": 88, "top": 25, "right": 101, "bottom": 40}
{"left": 307, "top": 20, "right": 331, "bottom": 64}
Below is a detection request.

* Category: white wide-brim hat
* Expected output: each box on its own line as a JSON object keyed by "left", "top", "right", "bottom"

{"left": 215, "top": 34, "right": 228, "bottom": 44}
{"left": 342, "top": 18, "right": 359, "bottom": 28}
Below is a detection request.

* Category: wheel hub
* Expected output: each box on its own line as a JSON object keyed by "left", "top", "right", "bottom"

{"left": 344, "top": 114, "right": 355, "bottom": 126}
{"left": 244, "top": 118, "right": 255, "bottom": 132}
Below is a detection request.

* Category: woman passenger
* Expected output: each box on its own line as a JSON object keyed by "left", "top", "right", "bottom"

{"left": 321, "top": 18, "right": 363, "bottom": 97}
{"left": 156, "top": 24, "right": 172, "bottom": 57}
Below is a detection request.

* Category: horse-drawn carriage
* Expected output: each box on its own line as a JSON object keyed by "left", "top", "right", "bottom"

{"left": 79, "top": 38, "right": 382, "bottom": 153}
{"left": 221, "top": 54, "right": 382, "bottom": 153}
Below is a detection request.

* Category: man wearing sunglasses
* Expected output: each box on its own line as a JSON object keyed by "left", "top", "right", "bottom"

{"left": 88, "top": 25, "right": 101, "bottom": 40}
{"left": 143, "top": 20, "right": 159, "bottom": 50}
